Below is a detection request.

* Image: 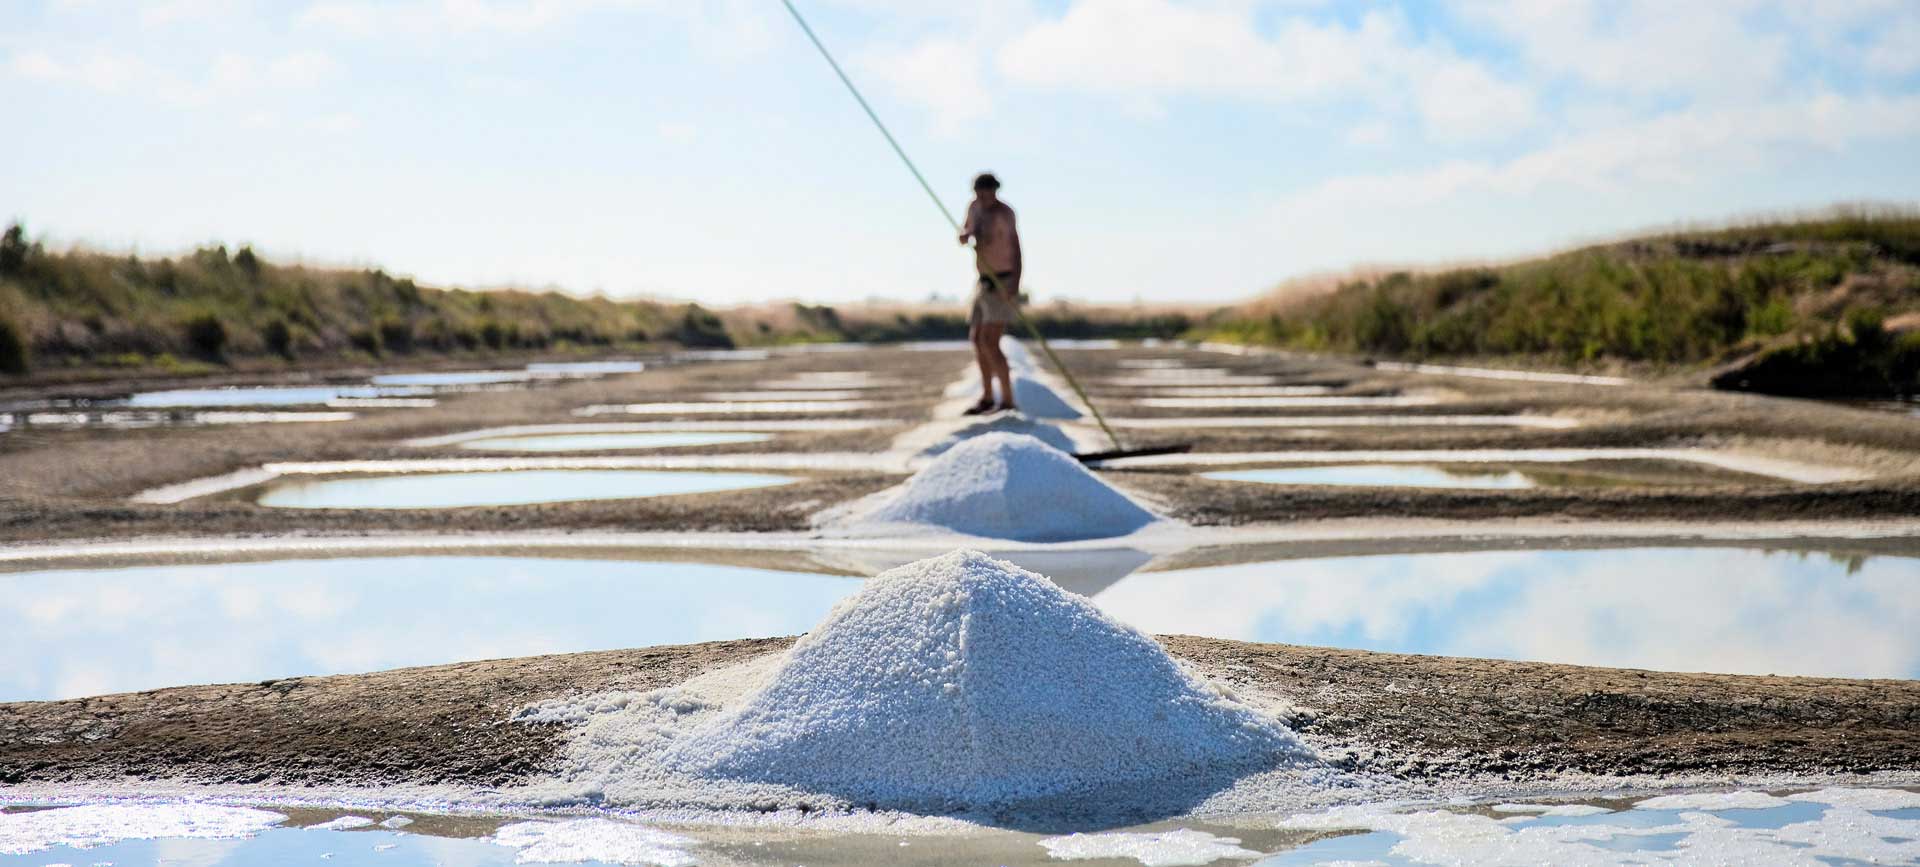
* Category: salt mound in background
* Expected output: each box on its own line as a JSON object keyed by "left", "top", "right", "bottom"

{"left": 1001, "top": 336, "right": 1038, "bottom": 372}
{"left": 919, "top": 413, "right": 1077, "bottom": 457}
{"left": 1011, "top": 376, "right": 1082, "bottom": 419}
{"left": 840, "top": 432, "right": 1157, "bottom": 541}
{"left": 654, "top": 550, "right": 1308, "bottom": 813}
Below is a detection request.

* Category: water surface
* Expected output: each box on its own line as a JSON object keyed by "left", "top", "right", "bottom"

{"left": 0, "top": 556, "right": 859, "bottom": 701}
{"left": 1104, "top": 547, "right": 1920, "bottom": 679}
{"left": 125, "top": 385, "right": 424, "bottom": 407}
{"left": 457, "top": 432, "right": 773, "bottom": 452}
{"left": 0, "top": 791, "right": 1914, "bottom": 866}
{"left": 1208, "top": 465, "right": 1539, "bottom": 489}
{"left": 3, "top": 546, "right": 1913, "bottom": 702}
{"left": 1202, "top": 463, "right": 1701, "bottom": 489}
{"left": 253, "top": 469, "right": 795, "bottom": 509}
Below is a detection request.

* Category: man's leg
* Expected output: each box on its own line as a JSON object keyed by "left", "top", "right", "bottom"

{"left": 985, "top": 323, "right": 1016, "bottom": 409}
{"left": 969, "top": 324, "right": 995, "bottom": 404}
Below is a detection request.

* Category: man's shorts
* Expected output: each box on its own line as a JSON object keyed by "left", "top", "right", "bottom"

{"left": 969, "top": 271, "right": 1018, "bottom": 327}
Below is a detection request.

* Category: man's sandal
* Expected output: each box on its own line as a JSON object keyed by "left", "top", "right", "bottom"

{"left": 962, "top": 398, "right": 996, "bottom": 416}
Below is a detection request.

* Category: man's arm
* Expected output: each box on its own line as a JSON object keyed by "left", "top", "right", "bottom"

{"left": 1008, "top": 210, "right": 1023, "bottom": 291}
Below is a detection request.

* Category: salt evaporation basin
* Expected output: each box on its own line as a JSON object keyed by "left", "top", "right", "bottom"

{"left": 514, "top": 550, "right": 1311, "bottom": 818}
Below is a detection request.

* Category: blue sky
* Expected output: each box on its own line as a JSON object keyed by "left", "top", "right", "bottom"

{"left": 5, "top": 0, "right": 1919, "bottom": 305}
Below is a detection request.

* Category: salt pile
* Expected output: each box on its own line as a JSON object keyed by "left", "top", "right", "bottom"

{"left": 919, "top": 413, "right": 1078, "bottom": 457}
{"left": 1012, "top": 376, "right": 1083, "bottom": 419}
{"left": 516, "top": 551, "right": 1309, "bottom": 818}
{"left": 821, "top": 432, "right": 1158, "bottom": 541}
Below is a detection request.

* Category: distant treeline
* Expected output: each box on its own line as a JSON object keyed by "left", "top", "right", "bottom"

{"left": 772, "top": 303, "right": 1192, "bottom": 344}
{"left": 0, "top": 223, "right": 1189, "bottom": 377}
{"left": 1200, "top": 208, "right": 1920, "bottom": 397}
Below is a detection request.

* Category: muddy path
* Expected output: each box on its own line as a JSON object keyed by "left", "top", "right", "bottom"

{"left": 3, "top": 636, "right": 1915, "bottom": 793}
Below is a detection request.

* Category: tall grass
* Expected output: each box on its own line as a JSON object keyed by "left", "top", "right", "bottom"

{"left": 1203, "top": 209, "right": 1920, "bottom": 371}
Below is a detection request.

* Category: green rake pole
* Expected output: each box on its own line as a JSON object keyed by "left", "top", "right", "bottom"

{"left": 779, "top": 0, "right": 1126, "bottom": 453}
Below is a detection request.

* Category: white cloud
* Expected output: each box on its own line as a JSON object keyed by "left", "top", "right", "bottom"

{"left": 309, "top": 111, "right": 361, "bottom": 134}
{"left": 10, "top": 44, "right": 336, "bottom": 106}
{"left": 1460, "top": 0, "right": 1789, "bottom": 99}
{"left": 1862, "top": 16, "right": 1920, "bottom": 75}
{"left": 656, "top": 119, "right": 697, "bottom": 143}
{"left": 996, "top": 0, "right": 1536, "bottom": 141}
{"left": 859, "top": 36, "right": 993, "bottom": 135}
{"left": 1413, "top": 58, "right": 1537, "bottom": 142}
{"left": 1260, "top": 91, "right": 1920, "bottom": 269}
{"left": 1345, "top": 119, "right": 1391, "bottom": 147}
{"left": 210, "top": 49, "right": 337, "bottom": 90}
{"left": 139, "top": 0, "right": 241, "bottom": 27}
{"left": 11, "top": 47, "right": 148, "bottom": 92}
{"left": 295, "top": 1, "right": 396, "bottom": 36}
{"left": 297, "top": 0, "right": 621, "bottom": 36}
{"left": 296, "top": 0, "right": 774, "bottom": 58}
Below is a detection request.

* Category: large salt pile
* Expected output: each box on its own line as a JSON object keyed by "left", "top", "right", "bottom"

{"left": 822, "top": 432, "right": 1158, "bottom": 541}
{"left": 520, "top": 551, "right": 1309, "bottom": 818}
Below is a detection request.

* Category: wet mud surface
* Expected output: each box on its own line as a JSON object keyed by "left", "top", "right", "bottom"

{"left": 4, "top": 344, "right": 1919, "bottom": 802}
{"left": 5, "top": 344, "right": 1920, "bottom": 541}
{"left": 3, "top": 635, "right": 1914, "bottom": 790}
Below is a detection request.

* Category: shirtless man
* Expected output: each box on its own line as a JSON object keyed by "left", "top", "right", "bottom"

{"left": 957, "top": 172, "right": 1022, "bottom": 415}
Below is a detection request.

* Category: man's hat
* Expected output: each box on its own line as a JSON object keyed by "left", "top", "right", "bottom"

{"left": 972, "top": 172, "right": 1001, "bottom": 191}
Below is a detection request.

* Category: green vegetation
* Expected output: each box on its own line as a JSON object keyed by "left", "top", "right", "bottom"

{"left": 0, "top": 223, "right": 1191, "bottom": 378}
{"left": 1711, "top": 308, "right": 1920, "bottom": 398}
{"left": 0, "top": 224, "right": 701, "bottom": 376}
{"left": 1201, "top": 208, "right": 1920, "bottom": 396}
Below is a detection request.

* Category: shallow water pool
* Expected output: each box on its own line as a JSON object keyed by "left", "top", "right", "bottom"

{"left": 3, "top": 546, "right": 1914, "bottom": 702}
{"left": 124, "top": 385, "right": 426, "bottom": 407}
{"left": 457, "top": 432, "right": 774, "bottom": 452}
{"left": 1208, "top": 465, "right": 1539, "bottom": 489}
{"left": 1104, "top": 547, "right": 1920, "bottom": 679}
{"left": 252, "top": 469, "right": 795, "bottom": 509}
{"left": 1202, "top": 463, "right": 1704, "bottom": 489}
{"left": 0, "top": 556, "right": 861, "bottom": 701}
{"left": 0, "top": 790, "right": 1915, "bottom": 866}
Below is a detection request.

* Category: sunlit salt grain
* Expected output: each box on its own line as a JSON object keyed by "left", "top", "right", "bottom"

{"left": 1634, "top": 790, "right": 1791, "bottom": 810}
{"left": 1787, "top": 787, "right": 1920, "bottom": 810}
{"left": 1276, "top": 797, "right": 1920, "bottom": 866}
{"left": 0, "top": 804, "right": 285, "bottom": 855}
{"left": 1489, "top": 803, "right": 1612, "bottom": 816}
{"left": 1038, "top": 828, "right": 1261, "bottom": 866}
{"left": 490, "top": 819, "right": 696, "bottom": 866}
